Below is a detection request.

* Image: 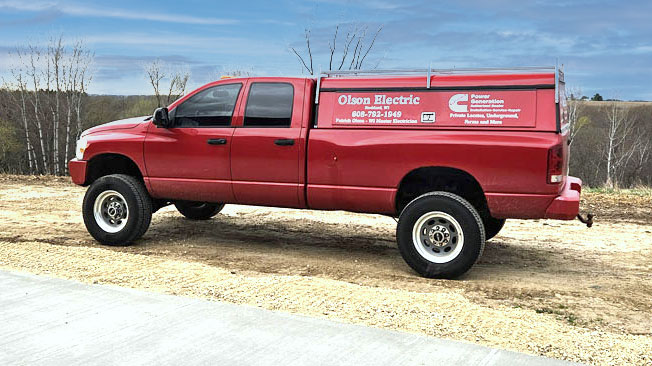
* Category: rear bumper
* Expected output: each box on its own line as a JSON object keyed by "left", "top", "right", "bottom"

{"left": 544, "top": 176, "right": 582, "bottom": 220}
{"left": 68, "top": 159, "right": 88, "bottom": 185}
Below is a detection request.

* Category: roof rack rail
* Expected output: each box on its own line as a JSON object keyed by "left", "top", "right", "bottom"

{"left": 315, "top": 65, "right": 558, "bottom": 104}
{"left": 321, "top": 66, "right": 555, "bottom": 77}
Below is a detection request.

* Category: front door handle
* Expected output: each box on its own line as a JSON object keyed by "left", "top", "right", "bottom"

{"left": 207, "top": 138, "right": 227, "bottom": 145}
{"left": 274, "top": 139, "right": 295, "bottom": 146}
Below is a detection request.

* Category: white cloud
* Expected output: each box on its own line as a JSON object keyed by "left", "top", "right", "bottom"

{"left": 80, "top": 33, "right": 287, "bottom": 56}
{"left": 0, "top": 0, "right": 237, "bottom": 25}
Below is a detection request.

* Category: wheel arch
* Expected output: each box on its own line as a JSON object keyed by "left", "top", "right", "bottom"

{"left": 395, "top": 166, "right": 489, "bottom": 218}
{"left": 84, "top": 153, "right": 144, "bottom": 186}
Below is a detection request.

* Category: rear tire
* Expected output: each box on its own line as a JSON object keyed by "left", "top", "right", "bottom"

{"left": 396, "top": 192, "right": 485, "bottom": 279}
{"left": 175, "top": 201, "right": 224, "bottom": 220}
{"left": 82, "top": 174, "right": 152, "bottom": 246}
{"left": 484, "top": 217, "right": 506, "bottom": 240}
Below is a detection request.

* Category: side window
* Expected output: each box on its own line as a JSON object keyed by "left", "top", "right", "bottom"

{"left": 174, "top": 83, "right": 242, "bottom": 127}
{"left": 243, "top": 83, "right": 294, "bottom": 127}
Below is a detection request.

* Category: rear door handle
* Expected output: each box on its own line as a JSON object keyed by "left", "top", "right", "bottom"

{"left": 274, "top": 139, "right": 295, "bottom": 146}
{"left": 207, "top": 138, "right": 227, "bottom": 145}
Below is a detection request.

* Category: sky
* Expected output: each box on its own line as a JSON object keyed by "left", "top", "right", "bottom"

{"left": 0, "top": 0, "right": 651, "bottom": 100}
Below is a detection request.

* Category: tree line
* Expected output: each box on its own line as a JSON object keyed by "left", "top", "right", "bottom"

{"left": 0, "top": 36, "right": 188, "bottom": 175}
{"left": 568, "top": 100, "right": 651, "bottom": 188}
{"left": 1, "top": 36, "right": 92, "bottom": 175}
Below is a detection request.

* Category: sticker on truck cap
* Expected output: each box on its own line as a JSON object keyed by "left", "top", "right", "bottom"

{"left": 322, "top": 90, "right": 536, "bottom": 128}
{"left": 421, "top": 112, "right": 436, "bottom": 123}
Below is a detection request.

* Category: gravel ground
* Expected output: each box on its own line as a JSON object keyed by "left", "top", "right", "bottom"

{"left": 0, "top": 175, "right": 651, "bottom": 365}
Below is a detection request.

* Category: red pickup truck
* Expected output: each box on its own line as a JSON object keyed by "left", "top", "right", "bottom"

{"left": 69, "top": 67, "right": 586, "bottom": 278}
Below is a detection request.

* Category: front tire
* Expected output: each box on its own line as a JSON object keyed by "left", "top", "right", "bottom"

{"left": 175, "top": 201, "right": 224, "bottom": 220}
{"left": 82, "top": 174, "right": 152, "bottom": 246}
{"left": 397, "top": 192, "right": 485, "bottom": 278}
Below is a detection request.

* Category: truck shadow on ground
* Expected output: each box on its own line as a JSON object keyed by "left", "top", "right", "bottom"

{"left": 137, "top": 214, "right": 563, "bottom": 277}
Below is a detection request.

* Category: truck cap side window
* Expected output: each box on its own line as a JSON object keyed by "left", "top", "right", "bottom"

{"left": 174, "top": 83, "right": 242, "bottom": 127}
{"left": 244, "top": 83, "right": 294, "bottom": 127}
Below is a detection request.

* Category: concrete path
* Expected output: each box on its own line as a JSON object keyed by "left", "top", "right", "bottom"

{"left": 0, "top": 270, "right": 579, "bottom": 365}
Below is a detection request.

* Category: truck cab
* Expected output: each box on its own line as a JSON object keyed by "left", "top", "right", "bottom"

{"left": 144, "top": 77, "right": 312, "bottom": 208}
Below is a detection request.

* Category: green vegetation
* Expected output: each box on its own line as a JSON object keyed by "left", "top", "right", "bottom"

{"left": 84, "top": 95, "right": 159, "bottom": 127}
{"left": 0, "top": 119, "right": 22, "bottom": 173}
{"left": 0, "top": 92, "right": 159, "bottom": 174}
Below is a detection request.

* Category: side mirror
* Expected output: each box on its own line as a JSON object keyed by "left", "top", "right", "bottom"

{"left": 153, "top": 107, "right": 172, "bottom": 128}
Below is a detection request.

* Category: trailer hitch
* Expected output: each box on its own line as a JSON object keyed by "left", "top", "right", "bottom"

{"left": 577, "top": 213, "right": 594, "bottom": 228}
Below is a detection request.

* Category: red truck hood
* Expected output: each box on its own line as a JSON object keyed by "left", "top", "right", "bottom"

{"left": 81, "top": 116, "right": 150, "bottom": 137}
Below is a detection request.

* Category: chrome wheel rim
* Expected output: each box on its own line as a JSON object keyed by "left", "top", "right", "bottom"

{"left": 93, "top": 190, "right": 129, "bottom": 233}
{"left": 412, "top": 211, "right": 464, "bottom": 263}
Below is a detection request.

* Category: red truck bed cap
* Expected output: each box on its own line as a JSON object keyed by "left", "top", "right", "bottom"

{"left": 316, "top": 66, "right": 562, "bottom": 104}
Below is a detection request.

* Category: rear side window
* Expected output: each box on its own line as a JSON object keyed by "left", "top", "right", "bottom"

{"left": 244, "top": 83, "right": 294, "bottom": 127}
{"left": 174, "top": 83, "right": 242, "bottom": 127}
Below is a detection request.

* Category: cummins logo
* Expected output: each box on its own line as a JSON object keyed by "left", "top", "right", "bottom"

{"left": 449, "top": 94, "right": 469, "bottom": 113}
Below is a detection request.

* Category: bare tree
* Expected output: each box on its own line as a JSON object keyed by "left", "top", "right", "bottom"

{"left": 24, "top": 45, "right": 49, "bottom": 174}
{"left": 566, "top": 88, "right": 590, "bottom": 148}
{"left": 602, "top": 102, "right": 643, "bottom": 188}
{"left": 144, "top": 60, "right": 164, "bottom": 107}
{"left": 45, "top": 36, "right": 64, "bottom": 175}
{"left": 291, "top": 23, "right": 383, "bottom": 75}
{"left": 144, "top": 60, "right": 190, "bottom": 107}
{"left": 63, "top": 41, "right": 93, "bottom": 173}
{"left": 74, "top": 48, "right": 92, "bottom": 141}
{"left": 4, "top": 74, "right": 36, "bottom": 173}
{"left": 165, "top": 70, "right": 190, "bottom": 106}
{"left": 628, "top": 137, "right": 651, "bottom": 185}
{"left": 6, "top": 35, "right": 93, "bottom": 175}
{"left": 291, "top": 29, "right": 314, "bottom": 75}
{"left": 219, "top": 67, "right": 254, "bottom": 78}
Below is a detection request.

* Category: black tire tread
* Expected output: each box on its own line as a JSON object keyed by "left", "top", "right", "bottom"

{"left": 174, "top": 202, "right": 224, "bottom": 220}
{"left": 82, "top": 174, "right": 152, "bottom": 246}
{"left": 115, "top": 174, "right": 153, "bottom": 241}
{"left": 400, "top": 191, "right": 486, "bottom": 259}
{"left": 397, "top": 191, "right": 486, "bottom": 278}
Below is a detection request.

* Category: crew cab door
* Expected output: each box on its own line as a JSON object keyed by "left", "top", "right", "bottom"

{"left": 143, "top": 82, "right": 244, "bottom": 202}
{"left": 230, "top": 79, "right": 307, "bottom": 208}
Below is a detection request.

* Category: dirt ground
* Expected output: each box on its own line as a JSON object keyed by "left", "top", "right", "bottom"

{"left": 0, "top": 175, "right": 650, "bottom": 365}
